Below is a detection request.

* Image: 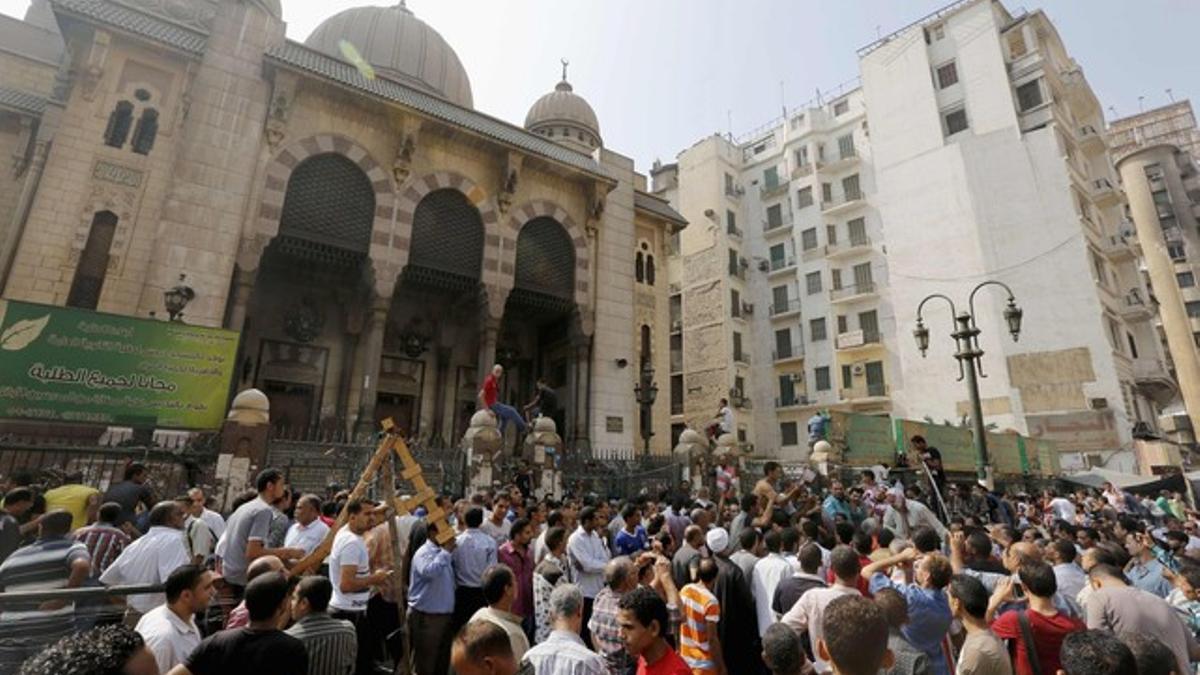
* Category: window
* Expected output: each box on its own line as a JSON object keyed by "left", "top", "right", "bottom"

{"left": 806, "top": 271, "right": 822, "bottom": 295}
{"left": 1178, "top": 272, "right": 1195, "bottom": 288}
{"left": 1127, "top": 333, "right": 1139, "bottom": 359}
{"left": 801, "top": 228, "right": 818, "bottom": 251}
{"left": 817, "top": 144, "right": 826, "bottom": 162}
{"left": 772, "top": 286, "right": 790, "bottom": 313}
{"left": 671, "top": 374, "right": 684, "bottom": 414}
{"left": 1007, "top": 30, "right": 1027, "bottom": 58}
{"left": 726, "top": 210, "right": 736, "bottom": 231}
{"left": 779, "top": 375, "right": 796, "bottom": 406}
{"left": 775, "top": 329, "right": 793, "bottom": 359}
{"left": 852, "top": 262, "right": 873, "bottom": 290}
{"left": 104, "top": 101, "right": 134, "bottom": 148}
{"left": 837, "top": 133, "right": 855, "bottom": 159}
{"left": 810, "top": 317, "right": 827, "bottom": 342}
{"left": 725, "top": 172, "right": 736, "bottom": 195}
{"left": 848, "top": 218, "right": 867, "bottom": 245}
{"left": 733, "top": 332, "right": 745, "bottom": 361}
{"left": 821, "top": 183, "right": 833, "bottom": 203}
{"left": 1090, "top": 250, "right": 1107, "bottom": 285}
{"left": 1016, "top": 80, "right": 1043, "bottom": 111}
{"left": 795, "top": 146, "right": 809, "bottom": 167}
{"left": 645, "top": 253, "right": 655, "bottom": 285}
{"left": 780, "top": 421, "right": 799, "bottom": 446}
{"left": 931, "top": 23, "right": 945, "bottom": 41}
{"left": 936, "top": 61, "right": 959, "bottom": 89}
{"left": 797, "top": 186, "right": 814, "bottom": 208}
{"left": 833, "top": 100, "right": 849, "bottom": 116}
{"left": 731, "top": 289, "right": 741, "bottom": 318}
{"left": 728, "top": 248, "right": 739, "bottom": 276}
{"left": 1187, "top": 301, "right": 1200, "bottom": 318}
{"left": 635, "top": 251, "right": 645, "bottom": 283}
{"left": 842, "top": 174, "right": 861, "bottom": 201}
{"left": 1169, "top": 242, "right": 1187, "bottom": 261}
{"left": 826, "top": 224, "right": 838, "bottom": 246}
{"left": 814, "top": 366, "right": 831, "bottom": 391}
{"left": 944, "top": 108, "right": 969, "bottom": 136}
{"left": 67, "top": 211, "right": 119, "bottom": 309}
{"left": 770, "top": 243, "right": 787, "bottom": 268}
{"left": 766, "top": 204, "right": 783, "bottom": 229}
{"left": 131, "top": 108, "right": 159, "bottom": 155}
{"left": 831, "top": 268, "right": 843, "bottom": 290}
{"left": 841, "top": 364, "right": 853, "bottom": 389}
{"left": 735, "top": 375, "right": 746, "bottom": 398}
{"left": 764, "top": 166, "right": 781, "bottom": 189}
{"left": 1106, "top": 317, "right": 1122, "bottom": 352}
{"left": 836, "top": 314, "right": 848, "bottom": 334}
{"left": 859, "top": 310, "right": 879, "bottom": 340}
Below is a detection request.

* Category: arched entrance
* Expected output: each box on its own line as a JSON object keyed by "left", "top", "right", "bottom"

{"left": 499, "top": 216, "right": 580, "bottom": 438}
{"left": 243, "top": 152, "right": 378, "bottom": 436}
{"left": 389, "top": 187, "right": 487, "bottom": 443}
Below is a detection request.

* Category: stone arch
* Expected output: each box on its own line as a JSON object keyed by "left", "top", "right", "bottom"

{"left": 502, "top": 200, "right": 590, "bottom": 313}
{"left": 394, "top": 171, "right": 501, "bottom": 287}
{"left": 254, "top": 134, "right": 396, "bottom": 283}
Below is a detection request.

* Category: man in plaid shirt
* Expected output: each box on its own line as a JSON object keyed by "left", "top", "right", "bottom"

{"left": 73, "top": 502, "right": 131, "bottom": 578}
{"left": 588, "top": 556, "right": 637, "bottom": 675}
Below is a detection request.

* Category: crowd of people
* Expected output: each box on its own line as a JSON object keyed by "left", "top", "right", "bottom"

{"left": 3, "top": 445, "right": 1200, "bottom": 675}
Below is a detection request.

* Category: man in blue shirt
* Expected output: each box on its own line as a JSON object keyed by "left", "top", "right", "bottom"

{"left": 452, "top": 506, "right": 498, "bottom": 630}
{"left": 409, "top": 526, "right": 455, "bottom": 675}
{"left": 822, "top": 481, "right": 854, "bottom": 524}
{"left": 613, "top": 504, "right": 648, "bottom": 557}
{"left": 1125, "top": 531, "right": 1172, "bottom": 598}
{"left": 861, "top": 547, "right": 954, "bottom": 675}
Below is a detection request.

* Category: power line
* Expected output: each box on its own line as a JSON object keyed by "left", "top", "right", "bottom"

{"left": 888, "top": 231, "right": 1083, "bottom": 283}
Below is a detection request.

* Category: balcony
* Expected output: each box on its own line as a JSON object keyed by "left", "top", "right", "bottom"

{"left": 772, "top": 344, "right": 804, "bottom": 365}
{"left": 835, "top": 330, "right": 882, "bottom": 351}
{"left": 1120, "top": 292, "right": 1153, "bottom": 321}
{"left": 822, "top": 150, "right": 860, "bottom": 173}
{"left": 840, "top": 383, "right": 890, "bottom": 401}
{"left": 763, "top": 216, "right": 793, "bottom": 238}
{"left": 1133, "top": 357, "right": 1177, "bottom": 404}
{"left": 725, "top": 184, "right": 744, "bottom": 199}
{"left": 800, "top": 244, "right": 824, "bottom": 262}
{"left": 1078, "top": 124, "right": 1105, "bottom": 153}
{"left": 728, "top": 261, "right": 747, "bottom": 280}
{"left": 1099, "top": 233, "right": 1134, "bottom": 261}
{"left": 767, "top": 256, "right": 798, "bottom": 278}
{"left": 733, "top": 351, "right": 751, "bottom": 366}
{"left": 760, "top": 179, "right": 790, "bottom": 200}
{"left": 726, "top": 225, "right": 743, "bottom": 240}
{"left": 825, "top": 235, "right": 872, "bottom": 259}
{"left": 1091, "top": 178, "right": 1120, "bottom": 206}
{"left": 830, "top": 281, "right": 878, "bottom": 304}
{"left": 775, "top": 394, "right": 809, "bottom": 409}
{"left": 770, "top": 298, "right": 801, "bottom": 319}
{"left": 792, "top": 162, "right": 822, "bottom": 179}
{"left": 820, "top": 190, "right": 866, "bottom": 216}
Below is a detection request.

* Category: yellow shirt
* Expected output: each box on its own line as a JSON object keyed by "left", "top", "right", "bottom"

{"left": 43, "top": 484, "right": 100, "bottom": 531}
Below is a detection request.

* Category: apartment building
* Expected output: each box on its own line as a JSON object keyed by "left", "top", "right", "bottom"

{"left": 1110, "top": 101, "right": 1200, "bottom": 164}
{"left": 661, "top": 0, "right": 1171, "bottom": 459}
{"left": 859, "top": 0, "right": 1168, "bottom": 453}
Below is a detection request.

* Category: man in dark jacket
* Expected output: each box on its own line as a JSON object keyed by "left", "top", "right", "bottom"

{"left": 706, "top": 527, "right": 764, "bottom": 674}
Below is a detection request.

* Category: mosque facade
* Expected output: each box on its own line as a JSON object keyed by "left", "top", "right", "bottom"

{"left": 0, "top": 0, "right": 685, "bottom": 456}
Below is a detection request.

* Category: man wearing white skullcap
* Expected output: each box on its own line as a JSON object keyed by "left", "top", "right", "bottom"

{"left": 706, "top": 527, "right": 764, "bottom": 673}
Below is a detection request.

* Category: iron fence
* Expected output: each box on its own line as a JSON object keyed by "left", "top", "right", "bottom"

{"left": 557, "top": 449, "right": 685, "bottom": 500}
{"left": 266, "top": 437, "right": 467, "bottom": 498}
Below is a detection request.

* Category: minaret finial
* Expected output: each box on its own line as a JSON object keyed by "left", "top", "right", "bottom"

{"left": 561, "top": 58, "right": 569, "bottom": 82}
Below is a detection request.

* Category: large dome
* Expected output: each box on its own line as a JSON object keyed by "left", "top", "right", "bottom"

{"left": 525, "top": 77, "right": 602, "bottom": 152}
{"left": 305, "top": 3, "right": 473, "bottom": 109}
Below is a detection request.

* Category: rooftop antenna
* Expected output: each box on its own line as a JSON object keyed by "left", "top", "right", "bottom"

{"left": 780, "top": 80, "right": 787, "bottom": 118}
{"left": 1166, "top": 88, "right": 1175, "bottom": 103}
{"left": 1107, "top": 105, "right": 1118, "bottom": 120}
{"left": 815, "top": 87, "right": 823, "bottom": 106}
{"left": 726, "top": 110, "right": 733, "bottom": 141}
{"left": 1138, "top": 95, "right": 1145, "bottom": 112}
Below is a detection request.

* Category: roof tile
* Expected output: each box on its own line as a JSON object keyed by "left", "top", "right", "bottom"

{"left": 52, "top": 0, "right": 206, "bottom": 54}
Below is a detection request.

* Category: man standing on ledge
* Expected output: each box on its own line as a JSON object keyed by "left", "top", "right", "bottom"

{"left": 480, "top": 364, "right": 527, "bottom": 440}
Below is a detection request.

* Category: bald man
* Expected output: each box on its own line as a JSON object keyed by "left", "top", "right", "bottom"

{"left": 949, "top": 531, "right": 1081, "bottom": 618}
{"left": 225, "top": 555, "right": 286, "bottom": 629}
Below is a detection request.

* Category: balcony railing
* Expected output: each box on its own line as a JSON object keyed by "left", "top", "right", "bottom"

{"left": 733, "top": 351, "right": 751, "bottom": 365}
{"left": 826, "top": 235, "right": 872, "bottom": 257}
{"left": 727, "top": 225, "right": 744, "bottom": 240}
{"left": 763, "top": 215, "right": 793, "bottom": 233}
{"left": 835, "top": 330, "right": 882, "bottom": 350}
{"left": 830, "top": 281, "right": 876, "bottom": 301}
{"left": 1133, "top": 357, "right": 1173, "bottom": 385}
{"left": 769, "top": 256, "right": 797, "bottom": 272}
{"left": 728, "top": 263, "right": 746, "bottom": 280}
{"left": 841, "top": 383, "right": 889, "bottom": 400}
{"left": 773, "top": 345, "right": 802, "bottom": 361}
{"left": 775, "top": 395, "right": 807, "bottom": 408}
{"left": 821, "top": 191, "right": 866, "bottom": 214}
{"left": 760, "top": 179, "right": 790, "bottom": 199}
{"left": 770, "top": 298, "right": 801, "bottom": 316}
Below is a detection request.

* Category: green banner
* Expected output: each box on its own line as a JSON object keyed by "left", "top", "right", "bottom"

{"left": 831, "top": 412, "right": 897, "bottom": 465}
{"left": 986, "top": 431, "right": 1024, "bottom": 476}
{"left": 0, "top": 300, "right": 238, "bottom": 430}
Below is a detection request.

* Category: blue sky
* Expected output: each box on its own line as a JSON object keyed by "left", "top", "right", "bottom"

{"left": 3, "top": 0, "right": 1196, "bottom": 173}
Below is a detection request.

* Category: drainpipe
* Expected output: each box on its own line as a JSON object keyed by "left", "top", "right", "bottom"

{"left": 0, "top": 132, "right": 51, "bottom": 296}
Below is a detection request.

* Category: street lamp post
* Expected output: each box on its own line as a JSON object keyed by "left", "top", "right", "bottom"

{"left": 913, "top": 281, "right": 1023, "bottom": 487}
{"left": 163, "top": 274, "right": 195, "bottom": 322}
{"left": 633, "top": 363, "right": 658, "bottom": 458}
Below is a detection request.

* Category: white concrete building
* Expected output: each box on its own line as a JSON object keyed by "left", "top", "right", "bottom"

{"left": 859, "top": 0, "right": 1167, "bottom": 456}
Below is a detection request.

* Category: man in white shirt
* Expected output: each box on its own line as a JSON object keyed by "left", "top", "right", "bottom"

{"left": 328, "top": 498, "right": 390, "bottom": 675}
{"left": 718, "top": 398, "right": 735, "bottom": 435}
{"left": 780, "top": 546, "right": 864, "bottom": 674}
{"left": 481, "top": 494, "right": 513, "bottom": 545}
{"left": 566, "top": 505, "right": 610, "bottom": 644}
{"left": 284, "top": 494, "right": 330, "bottom": 557}
{"left": 524, "top": 582, "right": 607, "bottom": 675}
{"left": 187, "top": 487, "right": 226, "bottom": 539}
{"left": 1046, "top": 489, "right": 1077, "bottom": 524}
{"left": 135, "top": 564, "right": 213, "bottom": 673}
{"left": 881, "top": 491, "right": 947, "bottom": 542}
{"left": 100, "top": 501, "right": 191, "bottom": 622}
{"left": 752, "top": 529, "right": 795, "bottom": 635}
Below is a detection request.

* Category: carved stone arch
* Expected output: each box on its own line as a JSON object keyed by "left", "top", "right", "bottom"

{"left": 393, "top": 171, "right": 501, "bottom": 286}
{"left": 253, "top": 133, "right": 397, "bottom": 292}
{"left": 501, "top": 200, "right": 590, "bottom": 318}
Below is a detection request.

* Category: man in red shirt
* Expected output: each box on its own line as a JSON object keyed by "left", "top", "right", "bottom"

{"left": 618, "top": 586, "right": 690, "bottom": 675}
{"left": 479, "top": 364, "right": 526, "bottom": 439}
{"left": 987, "top": 561, "right": 1084, "bottom": 675}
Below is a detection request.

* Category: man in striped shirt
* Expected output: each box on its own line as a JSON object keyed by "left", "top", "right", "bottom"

{"left": 680, "top": 557, "right": 725, "bottom": 675}
{"left": 0, "top": 510, "right": 92, "bottom": 674}
{"left": 287, "top": 575, "right": 357, "bottom": 675}
{"left": 74, "top": 501, "right": 132, "bottom": 577}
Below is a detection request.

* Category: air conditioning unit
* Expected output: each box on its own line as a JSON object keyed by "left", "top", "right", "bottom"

{"left": 670, "top": 319, "right": 683, "bottom": 332}
{"left": 735, "top": 185, "right": 745, "bottom": 196}
{"left": 757, "top": 260, "right": 770, "bottom": 272}
{"left": 739, "top": 256, "right": 749, "bottom": 269}
{"left": 742, "top": 302, "right": 754, "bottom": 315}
{"left": 728, "top": 387, "right": 743, "bottom": 399}
{"left": 851, "top": 363, "right": 865, "bottom": 376}
{"left": 1089, "top": 397, "right": 1109, "bottom": 410}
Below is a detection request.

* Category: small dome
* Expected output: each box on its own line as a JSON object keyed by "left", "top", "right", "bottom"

{"left": 227, "top": 388, "right": 270, "bottom": 426}
{"left": 525, "top": 74, "right": 602, "bottom": 152}
{"left": 305, "top": 3, "right": 473, "bottom": 109}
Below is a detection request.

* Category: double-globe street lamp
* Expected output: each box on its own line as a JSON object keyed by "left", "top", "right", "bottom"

{"left": 913, "top": 281, "right": 1024, "bottom": 487}
{"left": 633, "top": 363, "right": 658, "bottom": 458}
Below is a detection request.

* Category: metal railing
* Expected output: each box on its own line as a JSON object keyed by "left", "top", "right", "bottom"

{"left": 830, "top": 281, "right": 877, "bottom": 300}
{"left": 0, "top": 439, "right": 216, "bottom": 500}
{"left": 770, "top": 299, "right": 801, "bottom": 315}
{"left": 769, "top": 256, "right": 797, "bottom": 272}
{"left": 773, "top": 345, "right": 802, "bottom": 361}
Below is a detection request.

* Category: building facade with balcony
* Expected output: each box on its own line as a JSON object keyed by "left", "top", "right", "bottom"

{"left": 859, "top": 0, "right": 1163, "bottom": 452}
